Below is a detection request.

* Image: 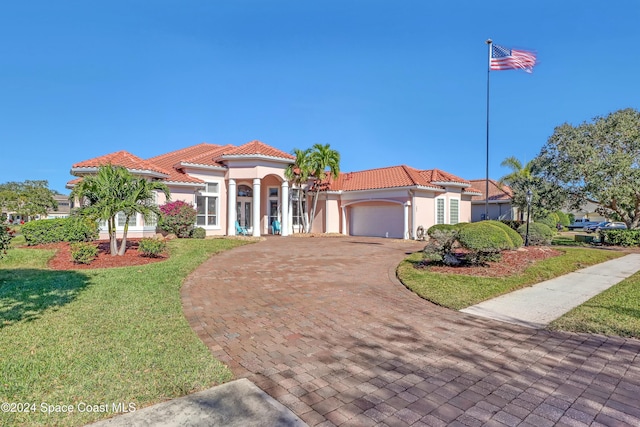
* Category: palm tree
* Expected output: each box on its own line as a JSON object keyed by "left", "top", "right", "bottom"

{"left": 308, "top": 143, "right": 340, "bottom": 233}
{"left": 285, "top": 148, "right": 312, "bottom": 233}
{"left": 72, "top": 165, "right": 169, "bottom": 256}
{"left": 498, "top": 156, "right": 535, "bottom": 220}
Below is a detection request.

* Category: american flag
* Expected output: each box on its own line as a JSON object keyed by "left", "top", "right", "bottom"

{"left": 490, "top": 44, "right": 537, "bottom": 73}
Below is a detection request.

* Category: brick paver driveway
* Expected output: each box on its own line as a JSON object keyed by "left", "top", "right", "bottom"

{"left": 182, "top": 237, "right": 640, "bottom": 426}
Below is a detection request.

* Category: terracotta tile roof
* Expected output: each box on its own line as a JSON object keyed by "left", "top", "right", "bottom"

{"left": 146, "top": 143, "right": 228, "bottom": 183}
{"left": 469, "top": 179, "right": 513, "bottom": 201}
{"left": 221, "top": 140, "right": 295, "bottom": 160}
{"left": 72, "top": 151, "right": 171, "bottom": 176}
{"left": 326, "top": 165, "right": 472, "bottom": 192}
{"left": 66, "top": 177, "right": 82, "bottom": 187}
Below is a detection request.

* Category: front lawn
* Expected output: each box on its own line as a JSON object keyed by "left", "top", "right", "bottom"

{"left": 397, "top": 247, "right": 622, "bottom": 310}
{"left": 0, "top": 238, "right": 250, "bottom": 427}
{"left": 549, "top": 270, "right": 640, "bottom": 338}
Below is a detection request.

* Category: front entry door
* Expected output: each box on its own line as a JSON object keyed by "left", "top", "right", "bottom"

{"left": 237, "top": 198, "right": 252, "bottom": 230}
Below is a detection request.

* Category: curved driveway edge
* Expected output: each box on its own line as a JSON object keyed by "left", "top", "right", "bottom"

{"left": 182, "top": 237, "right": 640, "bottom": 426}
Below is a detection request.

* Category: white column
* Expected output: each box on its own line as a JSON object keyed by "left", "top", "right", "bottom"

{"left": 403, "top": 202, "right": 410, "bottom": 240}
{"left": 252, "top": 178, "right": 261, "bottom": 236}
{"left": 341, "top": 206, "right": 347, "bottom": 235}
{"left": 227, "top": 179, "right": 236, "bottom": 235}
{"left": 281, "top": 181, "right": 289, "bottom": 236}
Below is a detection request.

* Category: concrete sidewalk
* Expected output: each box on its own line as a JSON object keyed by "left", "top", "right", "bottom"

{"left": 87, "top": 379, "right": 306, "bottom": 427}
{"left": 461, "top": 253, "right": 640, "bottom": 328}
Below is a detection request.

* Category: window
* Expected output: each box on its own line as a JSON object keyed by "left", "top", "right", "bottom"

{"left": 269, "top": 187, "right": 278, "bottom": 198}
{"left": 117, "top": 212, "right": 137, "bottom": 227}
{"left": 436, "top": 198, "right": 445, "bottom": 224}
{"left": 449, "top": 199, "right": 459, "bottom": 225}
{"left": 145, "top": 213, "right": 158, "bottom": 227}
{"left": 237, "top": 185, "right": 252, "bottom": 197}
{"left": 196, "top": 182, "right": 219, "bottom": 226}
{"left": 291, "top": 189, "right": 306, "bottom": 226}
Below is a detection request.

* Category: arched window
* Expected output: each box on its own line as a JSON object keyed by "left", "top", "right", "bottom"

{"left": 237, "top": 185, "right": 252, "bottom": 197}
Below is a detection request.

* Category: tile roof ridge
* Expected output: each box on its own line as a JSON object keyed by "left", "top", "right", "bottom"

{"left": 147, "top": 142, "right": 222, "bottom": 161}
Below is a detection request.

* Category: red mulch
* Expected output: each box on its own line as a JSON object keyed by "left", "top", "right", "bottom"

{"left": 419, "top": 246, "right": 563, "bottom": 277}
{"left": 27, "top": 240, "right": 168, "bottom": 270}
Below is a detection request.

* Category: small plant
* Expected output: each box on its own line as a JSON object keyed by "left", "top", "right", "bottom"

{"left": 138, "top": 237, "right": 167, "bottom": 258}
{"left": 70, "top": 242, "right": 99, "bottom": 264}
{"left": 158, "top": 201, "right": 197, "bottom": 238}
{"left": 191, "top": 227, "right": 206, "bottom": 239}
{"left": 0, "top": 226, "right": 15, "bottom": 259}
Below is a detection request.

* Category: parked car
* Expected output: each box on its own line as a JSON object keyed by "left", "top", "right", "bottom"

{"left": 585, "top": 221, "right": 627, "bottom": 233}
{"left": 567, "top": 220, "right": 600, "bottom": 230}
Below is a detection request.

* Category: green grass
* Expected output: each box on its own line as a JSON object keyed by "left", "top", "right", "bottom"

{"left": 0, "top": 238, "right": 250, "bottom": 426}
{"left": 549, "top": 270, "right": 640, "bottom": 338}
{"left": 397, "top": 247, "right": 622, "bottom": 310}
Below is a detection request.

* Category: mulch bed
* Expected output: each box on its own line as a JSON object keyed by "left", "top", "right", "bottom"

{"left": 418, "top": 246, "right": 563, "bottom": 278}
{"left": 27, "top": 240, "right": 167, "bottom": 270}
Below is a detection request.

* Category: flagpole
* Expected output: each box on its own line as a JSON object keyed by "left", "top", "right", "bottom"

{"left": 485, "top": 39, "right": 492, "bottom": 221}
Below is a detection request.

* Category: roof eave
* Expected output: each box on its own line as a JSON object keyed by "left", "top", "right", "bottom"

{"left": 178, "top": 162, "right": 228, "bottom": 171}
{"left": 220, "top": 154, "right": 295, "bottom": 164}
{"left": 70, "top": 167, "right": 169, "bottom": 179}
{"left": 431, "top": 181, "right": 469, "bottom": 188}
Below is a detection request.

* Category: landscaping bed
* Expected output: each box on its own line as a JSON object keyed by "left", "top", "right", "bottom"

{"left": 28, "top": 240, "right": 168, "bottom": 270}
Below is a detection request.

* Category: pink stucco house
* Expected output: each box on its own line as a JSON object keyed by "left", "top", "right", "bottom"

{"left": 67, "top": 140, "right": 481, "bottom": 239}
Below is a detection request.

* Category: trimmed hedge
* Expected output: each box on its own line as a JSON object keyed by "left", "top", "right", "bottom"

{"left": 500, "top": 220, "right": 524, "bottom": 231}
{"left": 517, "top": 222, "right": 554, "bottom": 246}
{"left": 70, "top": 242, "right": 99, "bottom": 264}
{"left": 458, "top": 222, "right": 518, "bottom": 252}
{"left": 138, "top": 237, "right": 167, "bottom": 258}
{"left": 601, "top": 229, "right": 640, "bottom": 246}
{"left": 22, "top": 217, "right": 99, "bottom": 245}
{"left": 484, "top": 220, "right": 523, "bottom": 248}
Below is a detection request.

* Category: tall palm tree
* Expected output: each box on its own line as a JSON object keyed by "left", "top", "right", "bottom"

{"left": 285, "top": 148, "right": 312, "bottom": 233}
{"left": 72, "top": 165, "right": 169, "bottom": 256}
{"left": 308, "top": 143, "right": 340, "bottom": 233}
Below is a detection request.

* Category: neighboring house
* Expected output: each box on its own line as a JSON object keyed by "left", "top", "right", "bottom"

{"left": 567, "top": 201, "right": 607, "bottom": 223}
{"left": 469, "top": 179, "right": 520, "bottom": 222}
{"left": 44, "top": 194, "right": 73, "bottom": 219}
{"left": 67, "top": 140, "right": 481, "bottom": 239}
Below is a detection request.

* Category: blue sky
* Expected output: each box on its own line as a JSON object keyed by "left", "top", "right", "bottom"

{"left": 1, "top": 1, "right": 639, "bottom": 194}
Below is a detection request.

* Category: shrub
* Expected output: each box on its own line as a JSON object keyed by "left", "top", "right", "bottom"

{"left": 458, "top": 222, "right": 518, "bottom": 252}
{"left": 158, "top": 201, "right": 197, "bottom": 238}
{"left": 22, "top": 217, "right": 98, "bottom": 245}
{"left": 601, "top": 229, "right": 640, "bottom": 246}
{"left": 423, "top": 229, "right": 460, "bottom": 265}
{"left": 555, "top": 211, "right": 570, "bottom": 227}
{"left": 0, "top": 226, "right": 15, "bottom": 259}
{"left": 427, "top": 224, "right": 458, "bottom": 237}
{"left": 191, "top": 227, "right": 206, "bottom": 239}
{"left": 517, "top": 222, "right": 554, "bottom": 246}
{"left": 138, "top": 237, "right": 167, "bottom": 258}
{"left": 484, "top": 220, "right": 523, "bottom": 248}
{"left": 70, "top": 242, "right": 99, "bottom": 264}
{"left": 537, "top": 213, "right": 559, "bottom": 231}
{"left": 500, "top": 220, "right": 524, "bottom": 231}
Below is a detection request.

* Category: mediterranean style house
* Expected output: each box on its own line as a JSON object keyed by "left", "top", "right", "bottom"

{"left": 67, "top": 140, "right": 482, "bottom": 239}
{"left": 469, "top": 179, "right": 520, "bottom": 222}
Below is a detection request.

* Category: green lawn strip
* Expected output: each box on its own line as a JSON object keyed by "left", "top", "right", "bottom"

{"left": 0, "top": 238, "right": 249, "bottom": 427}
{"left": 397, "top": 247, "right": 623, "bottom": 310}
{"left": 549, "top": 270, "right": 640, "bottom": 338}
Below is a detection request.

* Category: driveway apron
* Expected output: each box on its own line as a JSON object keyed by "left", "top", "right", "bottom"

{"left": 182, "top": 237, "right": 640, "bottom": 426}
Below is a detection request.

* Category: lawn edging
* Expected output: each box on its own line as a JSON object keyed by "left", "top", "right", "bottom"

{"left": 397, "top": 246, "right": 623, "bottom": 310}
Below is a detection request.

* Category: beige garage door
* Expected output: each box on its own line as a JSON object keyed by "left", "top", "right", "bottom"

{"left": 349, "top": 205, "right": 404, "bottom": 238}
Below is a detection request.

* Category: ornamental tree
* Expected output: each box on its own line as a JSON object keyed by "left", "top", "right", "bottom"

{"left": 534, "top": 108, "right": 640, "bottom": 229}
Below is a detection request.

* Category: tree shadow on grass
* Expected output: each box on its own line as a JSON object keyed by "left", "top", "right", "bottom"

{"left": 0, "top": 269, "right": 90, "bottom": 328}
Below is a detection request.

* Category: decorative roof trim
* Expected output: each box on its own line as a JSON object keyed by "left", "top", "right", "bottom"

{"left": 342, "top": 185, "right": 444, "bottom": 195}
{"left": 164, "top": 181, "right": 206, "bottom": 188}
{"left": 178, "top": 162, "right": 228, "bottom": 171}
{"left": 70, "top": 167, "right": 169, "bottom": 179}
{"left": 431, "top": 181, "right": 469, "bottom": 188}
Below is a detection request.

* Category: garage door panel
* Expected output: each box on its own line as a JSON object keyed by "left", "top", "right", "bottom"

{"left": 350, "top": 205, "right": 403, "bottom": 238}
